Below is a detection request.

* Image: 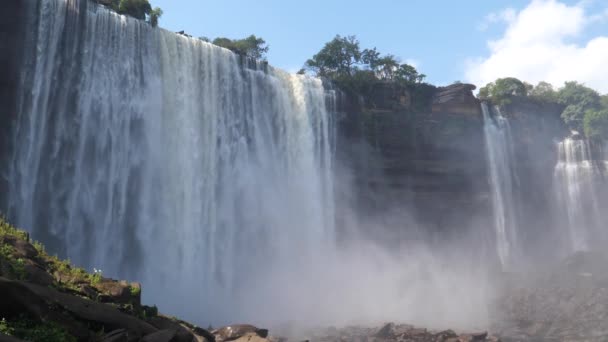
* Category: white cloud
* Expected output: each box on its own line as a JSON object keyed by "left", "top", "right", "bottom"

{"left": 477, "top": 8, "right": 517, "bottom": 31}
{"left": 466, "top": 0, "right": 608, "bottom": 93}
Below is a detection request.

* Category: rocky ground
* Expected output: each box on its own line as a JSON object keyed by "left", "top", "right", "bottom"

{"left": 491, "top": 252, "right": 608, "bottom": 342}
{"left": 306, "top": 323, "right": 498, "bottom": 342}
{"left": 3, "top": 215, "right": 608, "bottom": 342}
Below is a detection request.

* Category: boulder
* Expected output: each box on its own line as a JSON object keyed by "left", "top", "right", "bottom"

{"left": 146, "top": 316, "right": 196, "bottom": 342}
{"left": 141, "top": 329, "right": 177, "bottom": 342}
{"left": 22, "top": 259, "right": 54, "bottom": 286}
{"left": 230, "top": 333, "right": 269, "bottom": 342}
{"left": 0, "top": 236, "right": 38, "bottom": 260}
{"left": 96, "top": 279, "right": 137, "bottom": 304}
{"left": 375, "top": 322, "right": 397, "bottom": 338}
{"left": 12, "top": 279, "right": 157, "bottom": 338}
{"left": 213, "top": 325, "right": 268, "bottom": 342}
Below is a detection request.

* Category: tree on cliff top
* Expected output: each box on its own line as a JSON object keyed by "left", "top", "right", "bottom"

{"left": 478, "top": 77, "right": 528, "bottom": 105}
{"left": 557, "top": 82, "right": 601, "bottom": 132}
{"left": 101, "top": 0, "right": 162, "bottom": 27}
{"left": 212, "top": 35, "right": 269, "bottom": 60}
{"left": 583, "top": 109, "right": 608, "bottom": 140}
{"left": 304, "top": 35, "right": 426, "bottom": 95}
{"left": 305, "top": 35, "right": 363, "bottom": 77}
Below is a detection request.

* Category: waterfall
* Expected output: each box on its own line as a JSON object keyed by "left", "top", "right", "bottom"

{"left": 7, "top": 0, "right": 335, "bottom": 323}
{"left": 554, "top": 138, "right": 608, "bottom": 252}
{"left": 481, "top": 103, "right": 519, "bottom": 268}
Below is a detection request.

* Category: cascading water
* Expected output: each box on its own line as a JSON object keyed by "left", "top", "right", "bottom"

{"left": 7, "top": 0, "right": 335, "bottom": 323}
{"left": 481, "top": 103, "right": 519, "bottom": 268}
{"left": 554, "top": 138, "right": 608, "bottom": 252}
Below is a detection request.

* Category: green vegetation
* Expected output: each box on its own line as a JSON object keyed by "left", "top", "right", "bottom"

{"left": 303, "top": 35, "right": 427, "bottom": 96}
{"left": 479, "top": 78, "right": 608, "bottom": 139}
{"left": 101, "top": 0, "right": 163, "bottom": 27}
{"left": 1, "top": 217, "right": 102, "bottom": 291}
{"left": 478, "top": 77, "right": 530, "bottom": 105}
{"left": 583, "top": 109, "right": 608, "bottom": 141}
{"left": 130, "top": 284, "right": 141, "bottom": 296}
{"left": 0, "top": 316, "right": 76, "bottom": 342}
{"left": 210, "top": 35, "right": 269, "bottom": 60}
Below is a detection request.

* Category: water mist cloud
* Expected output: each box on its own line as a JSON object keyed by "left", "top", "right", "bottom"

{"left": 466, "top": 0, "right": 608, "bottom": 93}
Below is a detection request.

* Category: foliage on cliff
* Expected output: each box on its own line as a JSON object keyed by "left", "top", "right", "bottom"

{"left": 302, "top": 35, "right": 429, "bottom": 102}
{"left": 99, "top": 0, "right": 163, "bottom": 27}
{"left": 480, "top": 78, "right": 608, "bottom": 139}
{"left": 201, "top": 35, "right": 270, "bottom": 60}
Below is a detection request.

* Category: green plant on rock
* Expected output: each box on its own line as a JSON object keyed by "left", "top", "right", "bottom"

{"left": 0, "top": 318, "right": 13, "bottom": 336}
{"left": 130, "top": 285, "right": 141, "bottom": 296}
{"left": 0, "top": 316, "right": 76, "bottom": 342}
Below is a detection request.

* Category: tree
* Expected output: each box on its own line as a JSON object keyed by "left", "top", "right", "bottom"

{"left": 583, "top": 109, "right": 608, "bottom": 140}
{"left": 118, "top": 0, "right": 152, "bottom": 20}
{"left": 561, "top": 104, "right": 587, "bottom": 132}
{"left": 395, "top": 63, "right": 425, "bottom": 84}
{"left": 478, "top": 77, "right": 527, "bottom": 105}
{"left": 305, "top": 35, "right": 362, "bottom": 77}
{"left": 375, "top": 55, "right": 400, "bottom": 80}
{"left": 212, "top": 35, "right": 269, "bottom": 60}
{"left": 148, "top": 7, "right": 163, "bottom": 27}
{"left": 557, "top": 81, "right": 600, "bottom": 108}
{"left": 529, "top": 81, "right": 557, "bottom": 102}
{"left": 557, "top": 82, "right": 601, "bottom": 131}
{"left": 601, "top": 94, "right": 608, "bottom": 110}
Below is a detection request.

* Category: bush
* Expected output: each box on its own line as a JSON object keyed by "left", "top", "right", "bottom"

{"left": 583, "top": 109, "right": 608, "bottom": 140}
{"left": 478, "top": 77, "right": 528, "bottom": 105}
{"left": 0, "top": 316, "right": 76, "bottom": 342}
{"left": 212, "top": 35, "right": 269, "bottom": 60}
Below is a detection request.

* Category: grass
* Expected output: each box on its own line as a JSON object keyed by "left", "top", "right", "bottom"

{"left": 0, "top": 316, "right": 76, "bottom": 342}
{"left": 0, "top": 216, "right": 103, "bottom": 291}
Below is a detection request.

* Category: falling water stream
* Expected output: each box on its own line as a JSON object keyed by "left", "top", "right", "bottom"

{"left": 554, "top": 138, "right": 608, "bottom": 252}
{"left": 481, "top": 103, "right": 519, "bottom": 268}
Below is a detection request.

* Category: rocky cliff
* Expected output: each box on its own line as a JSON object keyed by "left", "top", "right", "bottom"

{"left": 334, "top": 83, "right": 567, "bottom": 261}
{"left": 335, "top": 83, "right": 488, "bottom": 248}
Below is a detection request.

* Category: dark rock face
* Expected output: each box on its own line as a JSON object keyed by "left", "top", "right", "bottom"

{"left": 335, "top": 83, "right": 490, "bottom": 250}
{"left": 335, "top": 85, "right": 567, "bottom": 263}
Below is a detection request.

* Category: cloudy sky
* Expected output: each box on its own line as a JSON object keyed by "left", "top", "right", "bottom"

{"left": 154, "top": 0, "right": 608, "bottom": 92}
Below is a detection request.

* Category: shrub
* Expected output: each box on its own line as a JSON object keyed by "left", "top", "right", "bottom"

{"left": 583, "top": 109, "right": 608, "bottom": 140}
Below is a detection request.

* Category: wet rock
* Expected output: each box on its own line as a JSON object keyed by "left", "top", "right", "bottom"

{"left": 22, "top": 259, "right": 54, "bottom": 286}
{"left": 230, "top": 333, "right": 270, "bottom": 342}
{"left": 146, "top": 316, "right": 196, "bottom": 342}
{"left": 96, "top": 279, "right": 136, "bottom": 304}
{"left": 193, "top": 326, "right": 216, "bottom": 342}
{"left": 375, "top": 322, "right": 397, "bottom": 338}
{"left": 99, "top": 329, "right": 130, "bottom": 342}
{"left": 141, "top": 329, "right": 177, "bottom": 342}
{"left": 213, "top": 324, "right": 268, "bottom": 341}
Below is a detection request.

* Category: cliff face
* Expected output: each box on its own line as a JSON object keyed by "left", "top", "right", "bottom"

{"left": 335, "top": 83, "right": 490, "bottom": 247}
{"left": 335, "top": 83, "right": 567, "bottom": 259}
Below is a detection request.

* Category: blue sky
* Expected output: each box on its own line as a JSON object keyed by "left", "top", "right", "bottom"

{"left": 152, "top": 0, "right": 608, "bottom": 91}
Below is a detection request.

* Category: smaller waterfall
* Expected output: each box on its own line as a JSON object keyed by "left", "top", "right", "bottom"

{"left": 482, "top": 103, "right": 519, "bottom": 268}
{"left": 554, "top": 138, "right": 607, "bottom": 252}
